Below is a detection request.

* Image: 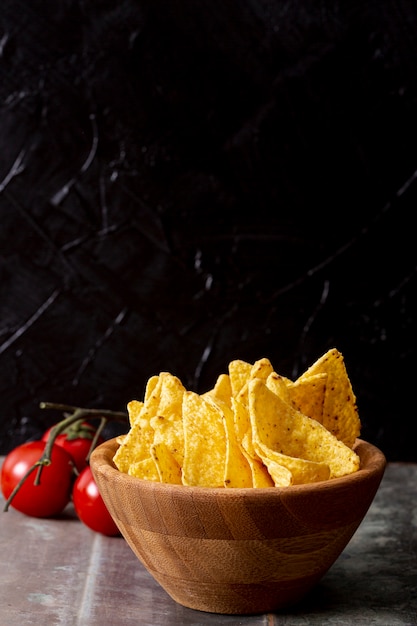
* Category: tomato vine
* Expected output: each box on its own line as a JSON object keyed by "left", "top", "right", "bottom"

{"left": 2, "top": 402, "right": 127, "bottom": 513}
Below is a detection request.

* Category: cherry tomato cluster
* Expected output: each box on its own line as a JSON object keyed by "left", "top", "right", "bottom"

{"left": 1, "top": 416, "right": 120, "bottom": 537}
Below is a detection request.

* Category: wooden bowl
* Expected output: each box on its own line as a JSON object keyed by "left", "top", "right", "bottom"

{"left": 90, "top": 438, "right": 386, "bottom": 615}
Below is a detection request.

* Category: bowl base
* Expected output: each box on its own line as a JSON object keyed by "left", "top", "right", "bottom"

{"left": 154, "top": 572, "right": 321, "bottom": 614}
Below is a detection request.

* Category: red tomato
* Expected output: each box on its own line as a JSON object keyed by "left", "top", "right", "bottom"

{"left": 72, "top": 466, "right": 119, "bottom": 536}
{"left": 1, "top": 441, "right": 74, "bottom": 518}
{"left": 42, "top": 422, "right": 104, "bottom": 473}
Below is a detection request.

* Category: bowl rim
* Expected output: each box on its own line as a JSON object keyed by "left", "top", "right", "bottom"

{"left": 90, "top": 437, "right": 386, "bottom": 497}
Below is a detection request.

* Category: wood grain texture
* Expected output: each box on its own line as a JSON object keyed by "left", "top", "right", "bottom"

{"left": 90, "top": 438, "right": 386, "bottom": 614}
{"left": 1, "top": 459, "right": 416, "bottom": 624}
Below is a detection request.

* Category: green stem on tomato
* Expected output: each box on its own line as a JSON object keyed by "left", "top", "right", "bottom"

{"left": 39, "top": 402, "right": 127, "bottom": 421}
{"left": 39, "top": 404, "right": 128, "bottom": 470}
{"left": 86, "top": 416, "right": 108, "bottom": 464}
{"left": 3, "top": 459, "right": 51, "bottom": 512}
{"left": 3, "top": 403, "right": 128, "bottom": 512}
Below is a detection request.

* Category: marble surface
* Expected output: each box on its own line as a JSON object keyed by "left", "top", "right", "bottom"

{"left": 0, "top": 460, "right": 416, "bottom": 625}
{"left": 0, "top": 2, "right": 416, "bottom": 461}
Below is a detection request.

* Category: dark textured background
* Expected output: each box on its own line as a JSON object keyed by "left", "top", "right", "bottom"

{"left": 1, "top": 1, "right": 416, "bottom": 460}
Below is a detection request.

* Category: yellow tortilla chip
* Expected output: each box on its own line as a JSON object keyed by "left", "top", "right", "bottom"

{"left": 113, "top": 375, "right": 164, "bottom": 472}
{"left": 235, "top": 358, "right": 275, "bottom": 407}
{"left": 286, "top": 373, "right": 327, "bottom": 424}
{"left": 253, "top": 439, "right": 330, "bottom": 484}
{"left": 150, "top": 442, "right": 182, "bottom": 484}
{"left": 266, "top": 372, "right": 292, "bottom": 403}
{"left": 144, "top": 375, "right": 160, "bottom": 402}
{"left": 255, "top": 452, "right": 293, "bottom": 487}
{"left": 126, "top": 400, "right": 144, "bottom": 427}
{"left": 150, "top": 372, "right": 185, "bottom": 465}
{"left": 113, "top": 372, "right": 185, "bottom": 474}
{"left": 182, "top": 391, "right": 226, "bottom": 487}
{"left": 228, "top": 359, "right": 252, "bottom": 398}
{"left": 128, "top": 457, "right": 159, "bottom": 481}
{"left": 206, "top": 395, "right": 253, "bottom": 488}
{"left": 234, "top": 359, "right": 279, "bottom": 460}
{"left": 248, "top": 378, "right": 360, "bottom": 478}
{"left": 151, "top": 415, "right": 184, "bottom": 467}
{"left": 203, "top": 373, "right": 232, "bottom": 409}
{"left": 156, "top": 372, "right": 186, "bottom": 419}
{"left": 298, "top": 348, "right": 360, "bottom": 447}
{"left": 251, "top": 357, "right": 274, "bottom": 379}
{"left": 240, "top": 447, "right": 275, "bottom": 487}
{"left": 113, "top": 406, "right": 155, "bottom": 473}
{"left": 232, "top": 397, "right": 258, "bottom": 460}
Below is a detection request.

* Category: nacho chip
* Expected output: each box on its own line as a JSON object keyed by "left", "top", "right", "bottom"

{"left": 157, "top": 372, "right": 186, "bottom": 418}
{"left": 182, "top": 391, "right": 226, "bottom": 487}
{"left": 150, "top": 372, "right": 185, "bottom": 465}
{"left": 250, "top": 357, "right": 274, "bottom": 381}
{"left": 127, "top": 400, "right": 144, "bottom": 427}
{"left": 266, "top": 372, "right": 292, "bottom": 403}
{"left": 150, "top": 442, "right": 182, "bottom": 484}
{"left": 235, "top": 358, "right": 275, "bottom": 407}
{"left": 255, "top": 452, "right": 293, "bottom": 487}
{"left": 253, "top": 439, "right": 331, "bottom": 484}
{"left": 144, "top": 375, "right": 160, "bottom": 402}
{"left": 128, "top": 457, "right": 159, "bottom": 481}
{"left": 298, "top": 348, "right": 360, "bottom": 447}
{"left": 286, "top": 373, "right": 327, "bottom": 424}
{"left": 232, "top": 397, "right": 258, "bottom": 460}
{"left": 206, "top": 395, "right": 253, "bottom": 488}
{"left": 240, "top": 447, "right": 275, "bottom": 487}
{"left": 228, "top": 359, "right": 252, "bottom": 398}
{"left": 232, "top": 362, "right": 292, "bottom": 462}
{"left": 203, "top": 373, "right": 232, "bottom": 409}
{"left": 113, "top": 374, "right": 164, "bottom": 472}
{"left": 248, "top": 378, "right": 360, "bottom": 478}
{"left": 151, "top": 415, "right": 184, "bottom": 467}
{"left": 113, "top": 405, "right": 155, "bottom": 473}
{"left": 113, "top": 372, "right": 185, "bottom": 474}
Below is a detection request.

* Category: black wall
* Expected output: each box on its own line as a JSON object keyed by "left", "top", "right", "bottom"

{"left": 1, "top": 1, "right": 416, "bottom": 461}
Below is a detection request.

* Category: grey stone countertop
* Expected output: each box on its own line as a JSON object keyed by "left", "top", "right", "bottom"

{"left": 0, "top": 460, "right": 416, "bottom": 625}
